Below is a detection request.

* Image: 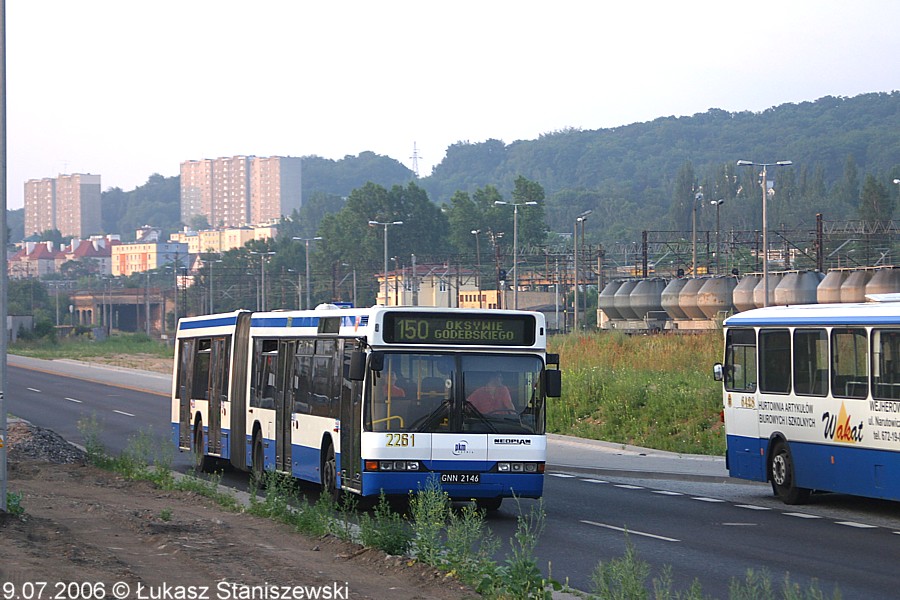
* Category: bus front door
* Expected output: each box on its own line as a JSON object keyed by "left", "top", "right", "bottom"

{"left": 340, "top": 343, "right": 363, "bottom": 493}
{"left": 177, "top": 340, "right": 195, "bottom": 450}
{"left": 275, "top": 341, "right": 296, "bottom": 473}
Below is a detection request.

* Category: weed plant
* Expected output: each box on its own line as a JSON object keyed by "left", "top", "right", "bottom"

{"left": 5, "top": 491, "right": 25, "bottom": 516}
{"left": 358, "top": 492, "right": 412, "bottom": 555}
{"left": 548, "top": 331, "right": 725, "bottom": 455}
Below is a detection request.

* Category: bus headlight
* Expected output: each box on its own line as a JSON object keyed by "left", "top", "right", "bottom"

{"left": 497, "top": 462, "right": 543, "bottom": 473}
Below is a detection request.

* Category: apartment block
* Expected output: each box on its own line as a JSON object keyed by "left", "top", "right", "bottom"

{"left": 56, "top": 174, "right": 102, "bottom": 238}
{"left": 111, "top": 241, "right": 189, "bottom": 277}
{"left": 180, "top": 156, "right": 302, "bottom": 229}
{"left": 23, "top": 178, "right": 56, "bottom": 237}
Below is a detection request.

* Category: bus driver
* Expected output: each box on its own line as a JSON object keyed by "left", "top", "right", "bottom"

{"left": 467, "top": 372, "right": 516, "bottom": 415}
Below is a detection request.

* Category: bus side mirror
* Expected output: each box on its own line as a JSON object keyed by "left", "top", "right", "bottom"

{"left": 349, "top": 351, "right": 366, "bottom": 381}
{"left": 713, "top": 363, "right": 723, "bottom": 382}
{"left": 545, "top": 369, "right": 562, "bottom": 397}
{"left": 369, "top": 351, "right": 384, "bottom": 372}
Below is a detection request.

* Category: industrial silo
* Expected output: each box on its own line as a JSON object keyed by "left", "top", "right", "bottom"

{"left": 774, "top": 271, "right": 822, "bottom": 306}
{"left": 752, "top": 273, "right": 783, "bottom": 308}
{"left": 840, "top": 270, "right": 871, "bottom": 303}
{"left": 613, "top": 279, "right": 640, "bottom": 320}
{"left": 866, "top": 268, "right": 900, "bottom": 296}
{"left": 598, "top": 280, "right": 624, "bottom": 321}
{"left": 817, "top": 270, "right": 846, "bottom": 304}
{"left": 661, "top": 278, "right": 690, "bottom": 320}
{"left": 678, "top": 278, "right": 708, "bottom": 320}
{"left": 631, "top": 278, "right": 668, "bottom": 320}
{"left": 697, "top": 276, "right": 737, "bottom": 319}
{"left": 732, "top": 274, "right": 760, "bottom": 313}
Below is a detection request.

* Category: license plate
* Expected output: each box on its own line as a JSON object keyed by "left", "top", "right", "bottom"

{"left": 440, "top": 472, "right": 480, "bottom": 484}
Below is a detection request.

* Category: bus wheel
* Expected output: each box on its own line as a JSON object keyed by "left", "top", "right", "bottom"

{"left": 769, "top": 441, "right": 810, "bottom": 505}
{"left": 251, "top": 430, "right": 265, "bottom": 486}
{"left": 475, "top": 497, "right": 503, "bottom": 512}
{"left": 321, "top": 444, "right": 339, "bottom": 501}
{"left": 192, "top": 422, "right": 211, "bottom": 473}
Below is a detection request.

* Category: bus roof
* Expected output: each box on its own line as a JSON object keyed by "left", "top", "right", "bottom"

{"left": 724, "top": 300, "right": 900, "bottom": 327}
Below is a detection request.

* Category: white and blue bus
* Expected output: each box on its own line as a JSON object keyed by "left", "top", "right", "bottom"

{"left": 172, "top": 305, "right": 561, "bottom": 509}
{"left": 715, "top": 298, "right": 900, "bottom": 504}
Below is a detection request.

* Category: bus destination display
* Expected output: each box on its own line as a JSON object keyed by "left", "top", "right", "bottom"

{"left": 383, "top": 313, "right": 536, "bottom": 346}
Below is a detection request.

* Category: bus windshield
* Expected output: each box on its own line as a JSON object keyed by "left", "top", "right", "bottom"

{"left": 365, "top": 352, "right": 546, "bottom": 435}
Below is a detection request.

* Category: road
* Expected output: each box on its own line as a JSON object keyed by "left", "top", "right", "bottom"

{"left": 7, "top": 356, "right": 900, "bottom": 598}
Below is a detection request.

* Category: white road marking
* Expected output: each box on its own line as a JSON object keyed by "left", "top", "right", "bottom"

{"left": 783, "top": 512, "right": 822, "bottom": 519}
{"left": 65, "top": 397, "right": 83, "bottom": 403}
{"left": 614, "top": 484, "right": 644, "bottom": 490}
{"left": 651, "top": 490, "right": 683, "bottom": 496}
{"left": 836, "top": 521, "right": 878, "bottom": 529}
{"left": 581, "top": 520, "right": 680, "bottom": 542}
{"left": 113, "top": 410, "right": 135, "bottom": 417}
{"left": 549, "top": 473, "right": 576, "bottom": 478}
{"left": 27, "top": 387, "right": 41, "bottom": 392}
{"left": 693, "top": 497, "right": 725, "bottom": 503}
{"left": 581, "top": 479, "right": 608, "bottom": 484}
{"left": 735, "top": 504, "right": 770, "bottom": 510}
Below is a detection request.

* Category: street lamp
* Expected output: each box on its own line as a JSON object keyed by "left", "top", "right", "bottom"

{"left": 368, "top": 220, "right": 403, "bottom": 305}
{"left": 737, "top": 160, "right": 793, "bottom": 307}
{"left": 710, "top": 199, "right": 724, "bottom": 275}
{"left": 494, "top": 200, "right": 537, "bottom": 310}
{"left": 691, "top": 189, "right": 703, "bottom": 276}
{"left": 249, "top": 251, "right": 276, "bottom": 311}
{"left": 471, "top": 229, "right": 483, "bottom": 308}
{"left": 573, "top": 210, "right": 592, "bottom": 331}
{"left": 292, "top": 237, "right": 322, "bottom": 310}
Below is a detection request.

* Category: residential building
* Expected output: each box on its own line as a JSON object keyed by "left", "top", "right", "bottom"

{"left": 180, "top": 156, "right": 301, "bottom": 228}
{"left": 112, "top": 241, "right": 189, "bottom": 277}
{"left": 374, "top": 264, "right": 479, "bottom": 307}
{"left": 24, "top": 173, "right": 101, "bottom": 238}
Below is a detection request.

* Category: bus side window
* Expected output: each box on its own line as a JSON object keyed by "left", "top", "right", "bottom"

{"left": 724, "top": 328, "right": 757, "bottom": 393}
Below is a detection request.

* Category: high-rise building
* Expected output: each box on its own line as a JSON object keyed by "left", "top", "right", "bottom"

{"left": 251, "top": 156, "right": 302, "bottom": 224}
{"left": 24, "top": 173, "right": 101, "bottom": 239}
{"left": 180, "top": 156, "right": 301, "bottom": 228}
{"left": 23, "top": 178, "right": 56, "bottom": 237}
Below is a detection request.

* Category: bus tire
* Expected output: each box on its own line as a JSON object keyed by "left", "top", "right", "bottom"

{"left": 769, "top": 441, "right": 810, "bottom": 505}
{"left": 321, "top": 443, "right": 339, "bottom": 501}
{"left": 251, "top": 429, "right": 265, "bottom": 486}
{"left": 192, "top": 420, "right": 212, "bottom": 473}
{"left": 475, "top": 497, "right": 503, "bottom": 512}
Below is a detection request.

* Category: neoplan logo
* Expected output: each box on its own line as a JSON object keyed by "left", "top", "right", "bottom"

{"left": 493, "top": 438, "right": 531, "bottom": 445}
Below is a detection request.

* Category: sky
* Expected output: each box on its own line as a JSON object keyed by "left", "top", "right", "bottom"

{"left": 5, "top": 0, "right": 900, "bottom": 210}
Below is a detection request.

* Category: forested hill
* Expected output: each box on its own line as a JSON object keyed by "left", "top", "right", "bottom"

{"left": 13, "top": 91, "right": 897, "bottom": 246}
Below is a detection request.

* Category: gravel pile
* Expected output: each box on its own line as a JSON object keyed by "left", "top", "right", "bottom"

{"left": 5, "top": 420, "right": 87, "bottom": 464}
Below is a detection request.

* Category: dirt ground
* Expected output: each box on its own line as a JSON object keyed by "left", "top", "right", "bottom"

{"left": 1, "top": 422, "right": 478, "bottom": 599}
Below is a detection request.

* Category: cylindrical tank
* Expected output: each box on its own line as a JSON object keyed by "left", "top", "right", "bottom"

{"left": 598, "top": 280, "right": 624, "bottom": 320}
{"left": 613, "top": 279, "right": 640, "bottom": 320}
{"left": 631, "top": 278, "right": 668, "bottom": 320}
{"left": 866, "top": 268, "right": 900, "bottom": 296}
{"left": 660, "top": 278, "right": 690, "bottom": 320}
{"left": 774, "top": 271, "right": 821, "bottom": 306}
{"left": 817, "top": 270, "right": 846, "bottom": 304}
{"left": 697, "top": 276, "right": 737, "bottom": 319}
{"left": 841, "top": 270, "right": 871, "bottom": 303}
{"left": 732, "top": 275, "right": 760, "bottom": 313}
{"left": 678, "top": 278, "right": 708, "bottom": 320}
{"left": 753, "top": 273, "right": 783, "bottom": 308}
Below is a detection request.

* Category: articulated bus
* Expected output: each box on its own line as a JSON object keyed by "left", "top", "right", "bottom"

{"left": 172, "top": 305, "right": 561, "bottom": 509}
{"left": 715, "top": 298, "right": 900, "bottom": 504}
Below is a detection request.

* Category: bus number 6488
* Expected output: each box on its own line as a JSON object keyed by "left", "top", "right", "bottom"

{"left": 386, "top": 433, "right": 415, "bottom": 447}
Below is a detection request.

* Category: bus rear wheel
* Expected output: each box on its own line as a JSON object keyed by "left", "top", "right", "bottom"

{"left": 769, "top": 441, "right": 810, "bottom": 505}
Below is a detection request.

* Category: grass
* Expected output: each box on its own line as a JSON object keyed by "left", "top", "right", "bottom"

{"left": 548, "top": 330, "right": 725, "bottom": 455}
{"left": 11, "top": 332, "right": 173, "bottom": 361}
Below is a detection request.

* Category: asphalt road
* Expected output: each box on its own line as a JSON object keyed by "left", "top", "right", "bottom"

{"left": 7, "top": 355, "right": 900, "bottom": 598}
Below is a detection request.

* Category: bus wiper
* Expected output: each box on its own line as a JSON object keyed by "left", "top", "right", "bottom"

{"left": 463, "top": 400, "right": 498, "bottom": 433}
{"left": 412, "top": 400, "right": 451, "bottom": 432}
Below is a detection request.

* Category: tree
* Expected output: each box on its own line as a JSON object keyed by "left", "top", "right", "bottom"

{"left": 859, "top": 174, "right": 892, "bottom": 223}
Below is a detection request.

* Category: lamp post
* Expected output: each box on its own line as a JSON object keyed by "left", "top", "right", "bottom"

{"left": 710, "top": 199, "right": 724, "bottom": 275}
{"left": 737, "top": 160, "right": 792, "bottom": 307}
{"left": 471, "top": 229, "right": 483, "bottom": 308}
{"left": 368, "top": 220, "right": 403, "bottom": 305}
{"left": 691, "top": 190, "right": 703, "bottom": 276}
{"left": 249, "top": 251, "right": 276, "bottom": 311}
{"left": 573, "top": 210, "right": 592, "bottom": 330}
{"left": 494, "top": 201, "right": 537, "bottom": 309}
{"left": 292, "top": 237, "right": 322, "bottom": 310}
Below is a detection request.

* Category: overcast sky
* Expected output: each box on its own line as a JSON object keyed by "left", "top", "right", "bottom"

{"left": 5, "top": 0, "right": 899, "bottom": 210}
